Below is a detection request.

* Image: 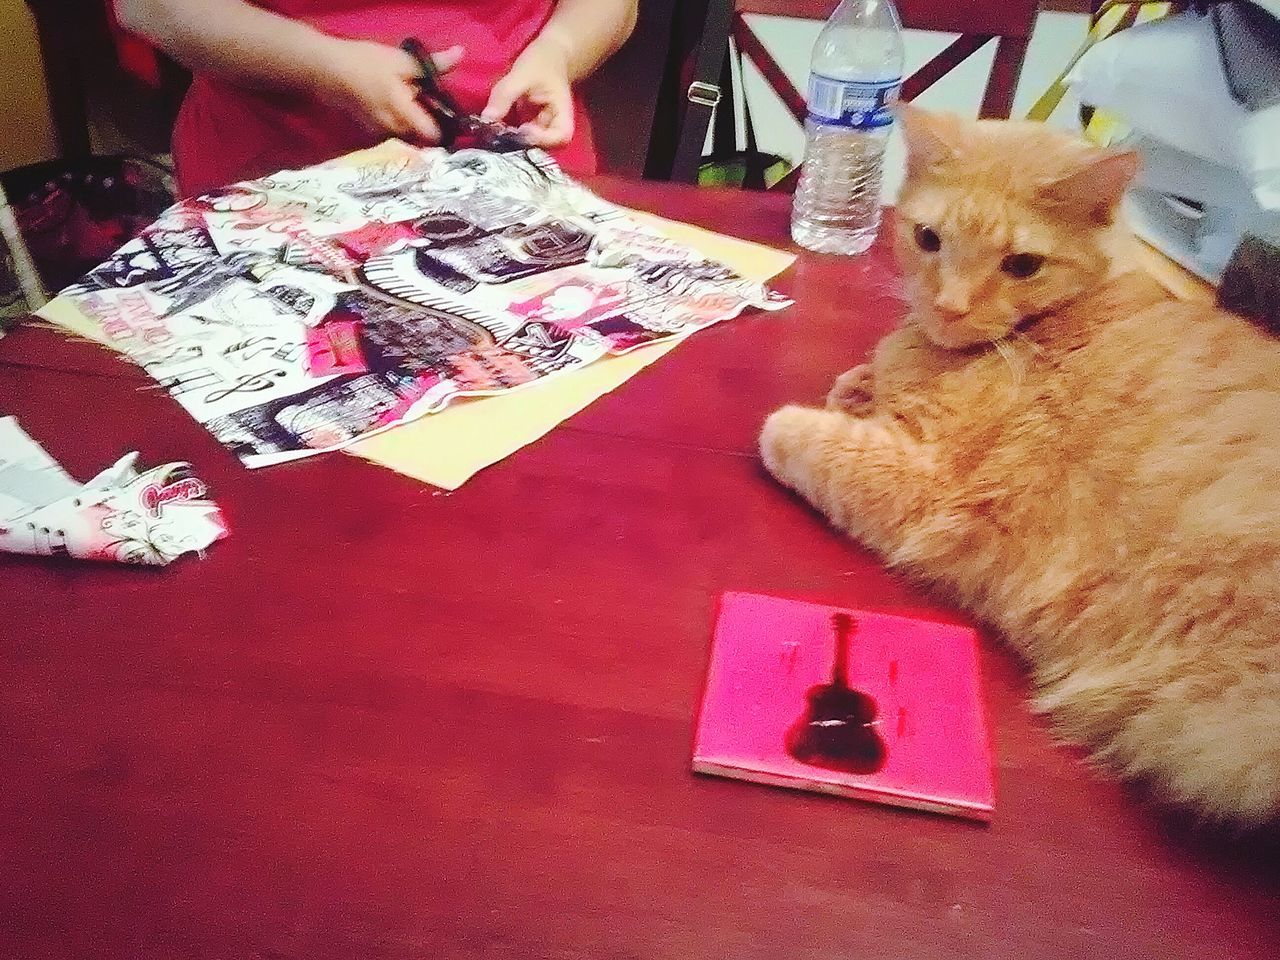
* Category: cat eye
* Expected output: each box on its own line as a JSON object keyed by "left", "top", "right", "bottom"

{"left": 1001, "top": 253, "right": 1045, "bottom": 279}
{"left": 913, "top": 224, "right": 941, "bottom": 253}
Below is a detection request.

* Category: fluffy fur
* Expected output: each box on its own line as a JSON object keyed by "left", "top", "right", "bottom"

{"left": 760, "top": 106, "right": 1280, "bottom": 826}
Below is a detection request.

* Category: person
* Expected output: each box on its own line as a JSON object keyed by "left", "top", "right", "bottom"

{"left": 115, "top": 0, "right": 638, "bottom": 197}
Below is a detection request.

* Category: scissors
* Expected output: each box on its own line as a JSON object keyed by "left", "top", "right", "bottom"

{"left": 400, "top": 38, "right": 529, "bottom": 152}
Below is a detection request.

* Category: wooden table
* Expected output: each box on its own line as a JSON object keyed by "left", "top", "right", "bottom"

{"left": 1, "top": 181, "right": 1276, "bottom": 960}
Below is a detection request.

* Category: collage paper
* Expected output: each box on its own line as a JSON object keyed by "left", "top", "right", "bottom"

{"left": 40, "top": 144, "right": 791, "bottom": 468}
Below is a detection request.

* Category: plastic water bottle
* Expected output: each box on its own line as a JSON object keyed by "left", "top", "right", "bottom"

{"left": 791, "top": 0, "right": 905, "bottom": 255}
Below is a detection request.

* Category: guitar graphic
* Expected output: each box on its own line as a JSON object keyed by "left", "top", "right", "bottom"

{"left": 784, "top": 612, "right": 888, "bottom": 775}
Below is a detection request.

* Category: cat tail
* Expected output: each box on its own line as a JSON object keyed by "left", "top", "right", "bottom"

{"left": 1037, "top": 646, "right": 1280, "bottom": 828}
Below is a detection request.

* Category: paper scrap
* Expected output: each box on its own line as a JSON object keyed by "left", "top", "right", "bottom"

{"left": 0, "top": 417, "right": 226, "bottom": 565}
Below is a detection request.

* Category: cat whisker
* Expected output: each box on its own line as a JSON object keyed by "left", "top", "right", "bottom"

{"left": 993, "top": 338, "right": 1021, "bottom": 383}
{"left": 1012, "top": 330, "right": 1049, "bottom": 360}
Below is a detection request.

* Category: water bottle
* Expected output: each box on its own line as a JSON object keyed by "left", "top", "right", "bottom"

{"left": 791, "top": 0, "right": 905, "bottom": 255}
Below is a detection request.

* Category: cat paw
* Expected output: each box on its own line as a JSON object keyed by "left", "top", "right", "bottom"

{"left": 826, "top": 364, "right": 875, "bottom": 415}
{"left": 760, "top": 405, "right": 825, "bottom": 486}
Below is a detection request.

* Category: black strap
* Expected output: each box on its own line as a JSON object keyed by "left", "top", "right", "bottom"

{"left": 710, "top": 45, "right": 737, "bottom": 159}
{"left": 701, "top": 40, "right": 769, "bottom": 190}
{"left": 736, "top": 43, "right": 769, "bottom": 190}
{"left": 670, "top": 0, "right": 736, "bottom": 183}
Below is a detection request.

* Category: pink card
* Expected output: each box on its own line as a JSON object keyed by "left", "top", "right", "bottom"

{"left": 693, "top": 592, "right": 995, "bottom": 821}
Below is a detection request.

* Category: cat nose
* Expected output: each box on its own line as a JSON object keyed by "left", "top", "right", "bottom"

{"left": 934, "top": 290, "right": 970, "bottom": 316}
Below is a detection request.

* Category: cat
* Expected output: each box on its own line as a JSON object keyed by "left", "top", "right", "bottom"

{"left": 759, "top": 104, "right": 1280, "bottom": 827}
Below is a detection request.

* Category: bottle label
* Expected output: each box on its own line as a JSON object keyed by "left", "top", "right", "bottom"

{"left": 807, "top": 75, "right": 902, "bottom": 129}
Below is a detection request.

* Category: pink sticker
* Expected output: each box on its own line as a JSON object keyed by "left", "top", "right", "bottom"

{"left": 334, "top": 221, "right": 419, "bottom": 259}
{"left": 306, "top": 320, "right": 368, "bottom": 375}
{"left": 139, "top": 476, "right": 209, "bottom": 517}
{"left": 509, "top": 281, "right": 628, "bottom": 332}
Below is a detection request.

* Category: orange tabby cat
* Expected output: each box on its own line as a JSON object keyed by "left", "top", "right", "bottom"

{"left": 760, "top": 105, "right": 1280, "bottom": 826}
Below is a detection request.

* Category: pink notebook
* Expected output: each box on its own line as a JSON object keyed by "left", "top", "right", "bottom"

{"left": 693, "top": 592, "right": 995, "bottom": 821}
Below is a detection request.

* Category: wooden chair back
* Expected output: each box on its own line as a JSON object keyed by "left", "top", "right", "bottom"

{"left": 735, "top": 0, "right": 1039, "bottom": 129}
{"left": 646, "top": 0, "right": 1039, "bottom": 185}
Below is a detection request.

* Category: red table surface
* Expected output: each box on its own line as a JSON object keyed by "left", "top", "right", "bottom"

{"left": 1, "top": 180, "right": 1277, "bottom": 960}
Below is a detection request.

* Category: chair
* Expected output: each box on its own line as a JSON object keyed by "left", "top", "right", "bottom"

{"left": 648, "top": 0, "right": 1040, "bottom": 185}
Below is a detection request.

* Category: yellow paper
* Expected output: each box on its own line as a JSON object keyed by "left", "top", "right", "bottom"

{"left": 35, "top": 295, "right": 109, "bottom": 344}
{"left": 347, "top": 213, "right": 795, "bottom": 489}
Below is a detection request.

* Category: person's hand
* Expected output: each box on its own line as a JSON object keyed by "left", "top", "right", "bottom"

{"left": 482, "top": 40, "right": 574, "bottom": 148}
{"left": 318, "top": 38, "right": 464, "bottom": 144}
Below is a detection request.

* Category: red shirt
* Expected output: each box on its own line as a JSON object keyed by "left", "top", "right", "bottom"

{"left": 172, "top": 1, "right": 597, "bottom": 197}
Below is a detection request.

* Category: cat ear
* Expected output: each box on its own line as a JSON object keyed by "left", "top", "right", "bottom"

{"left": 1039, "top": 149, "right": 1141, "bottom": 221}
{"left": 897, "top": 103, "right": 965, "bottom": 178}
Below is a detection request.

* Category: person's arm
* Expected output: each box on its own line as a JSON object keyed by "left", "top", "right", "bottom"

{"left": 115, "top": 0, "right": 462, "bottom": 143}
{"left": 482, "top": 0, "right": 638, "bottom": 148}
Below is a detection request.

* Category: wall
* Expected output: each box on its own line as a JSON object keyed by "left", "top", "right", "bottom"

{"left": 0, "top": 0, "right": 57, "bottom": 172}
